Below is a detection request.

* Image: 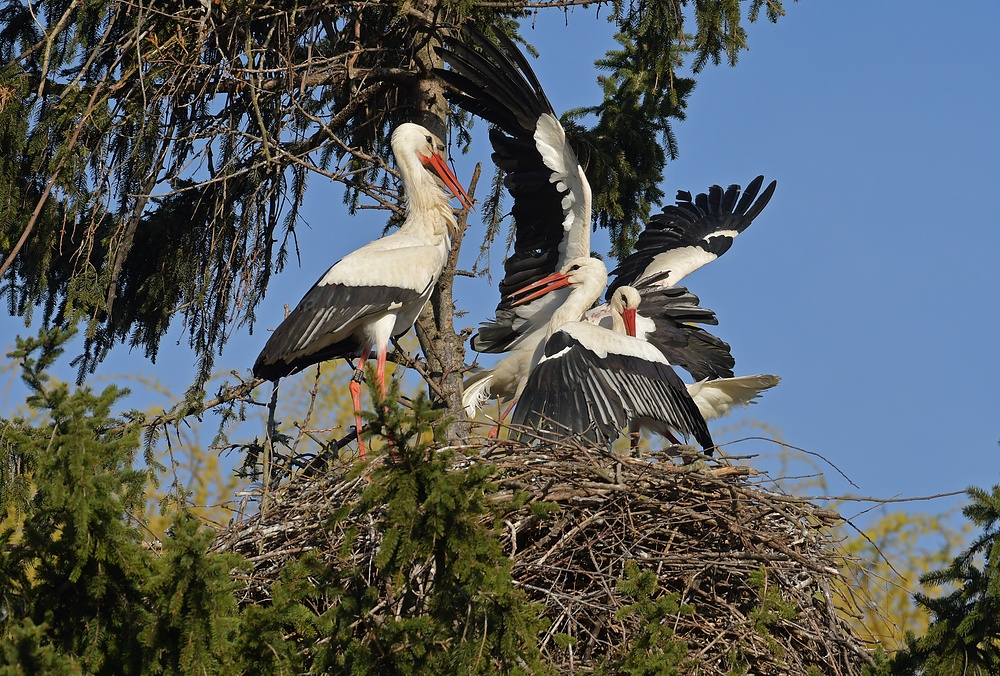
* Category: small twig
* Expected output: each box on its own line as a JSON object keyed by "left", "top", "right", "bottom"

{"left": 804, "top": 490, "right": 966, "bottom": 506}
{"left": 130, "top": 375, "right": 265, "bottom": 430}
{"left": 290, "top": 365, "right": 323, "bottom": 456}
{"left": 718, "top": 436, "right": 860, "bottom": 490}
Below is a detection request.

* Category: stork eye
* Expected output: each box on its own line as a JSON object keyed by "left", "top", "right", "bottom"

{"left": 424, "top": 135, "right": 433, "bottom": 144}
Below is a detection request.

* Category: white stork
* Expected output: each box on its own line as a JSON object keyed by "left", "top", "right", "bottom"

{"left": 506, "top": 257, "right": 714, "bottom": 449}
{"left": 253, "top": 122, "right": 473, "bottom": 458}
{"left": 436, "top": 28, "right": 775, "bottom": 421}
{"left": 585, "top": 281, "right": 736, "bottom": 382}
{"left": 462, "top": 278, "right": 734, "bottom": 418}
{"left": 609, "top": 285, "right": 781, "bottom": 447}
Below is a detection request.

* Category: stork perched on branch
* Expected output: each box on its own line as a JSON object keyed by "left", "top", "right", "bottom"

{"left": 252, "top": 123, "right": 473, "bottom": 458}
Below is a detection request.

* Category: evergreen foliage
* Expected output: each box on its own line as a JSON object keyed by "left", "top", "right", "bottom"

{"left": 0, "top": 0, "right": 789, "bottom": 397}
{"left": 605, "top": 562, "right": 691, "bottom": 675}
{"left": 565, "top": 32, "right": 694, "bottom": 260}
{"left": 140, "top": 512, "right": 243, "bottom": 673}
{"left": 746, "top": 567, "right": 798, "bottom": 661}
{"left": 356, "top": 390, "right": 548, "bottom": 673}
{"left": 0, "top": 330, "right": 239, "bottom": 672}
{"left": 233, "top": 554, "right": 341, "bottom": 673}
{"left": 0, "top": 334, "right": 549, "bottom": 672}
{"left": 236, "top": 385, "right": 550, "bottom": 674}
{"left": 0, "top": 328, "right": 152, "bottom": 672}
{"left": 890, "top": 483, "right": 1000, "bottom": 675}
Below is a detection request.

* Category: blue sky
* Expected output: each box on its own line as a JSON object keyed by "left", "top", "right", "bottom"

{"left": 2, "top": 2, "right": 998, "bottom": 520}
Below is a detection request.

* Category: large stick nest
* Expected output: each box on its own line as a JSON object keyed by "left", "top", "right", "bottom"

{"left": 215, "top": 439, "right": 875, "bottom": 674}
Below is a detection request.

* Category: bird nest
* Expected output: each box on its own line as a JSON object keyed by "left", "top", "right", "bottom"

{"left": 215, "top": 439, "right": 875, "bottom": 674}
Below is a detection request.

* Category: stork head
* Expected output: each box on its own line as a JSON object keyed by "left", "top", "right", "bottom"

{"left": 608, "top": 285, "right": 641, "bottom": 337}
{"left": 391, "top": 123, "right": 473, "bottom": 210}
{"left": 509, "top": 256, "right": 608, "bottom": 307}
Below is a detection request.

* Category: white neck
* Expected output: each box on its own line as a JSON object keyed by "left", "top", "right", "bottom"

{"left": 547, "top": 270, "right": 607, "bottom": 338}
{"left": 610, "top": 308, "right": 626, "bottom": 335}
{"left": 397, "top": 153, "right": 457, "bottom": 244}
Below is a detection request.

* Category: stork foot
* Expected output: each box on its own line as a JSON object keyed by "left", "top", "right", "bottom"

{"left": 487, "top": 400, "right": 517, "bottom": 440}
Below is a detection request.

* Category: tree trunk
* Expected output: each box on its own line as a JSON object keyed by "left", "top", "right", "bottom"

{"left": 407, "top": 6, "right": 473, "bottom": 438}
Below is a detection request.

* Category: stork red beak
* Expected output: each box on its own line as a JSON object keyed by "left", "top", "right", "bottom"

{"left": 509, "top": 271, "right": 570, "bottom": 307}
{"left": 623, "top": 308, "right": 637, "bottom": 337}
{"left": 421, "top": 151, "right": 474, "bottom": 210}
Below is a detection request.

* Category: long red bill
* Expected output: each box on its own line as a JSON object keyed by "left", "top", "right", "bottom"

{"left": 422, "top": 151, "right": 474, "bottom": 210}
{"left": 623, "top": 308, "right": 637, "bottom": 337}
{"left": 509, "top": 271, "right": 570, "bottom": 307}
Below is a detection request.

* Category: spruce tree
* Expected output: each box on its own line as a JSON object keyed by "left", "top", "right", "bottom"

{"left": 140, "top": 512, "right": 244, "bottom": 674}
{"left": 0, "top": 329, "right": 152, "bottom": 672}
{"left": 234, "top": 383, "right": 549, "bottom": 674}
{"left": 0, "top": 0, "right": 789, "bottom": 410}
{"left": 0, "top": 330, "right": 243, "bottom": 673}
{"left": 891, "top": 483, "right": 1000, "bottom": 675}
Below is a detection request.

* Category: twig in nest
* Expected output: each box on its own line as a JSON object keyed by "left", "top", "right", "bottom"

{"left": 721, "top": 435, "right": 861, "bottom": 490}
{"left": 215, "top": 436, "right": 877, "bottom": 674}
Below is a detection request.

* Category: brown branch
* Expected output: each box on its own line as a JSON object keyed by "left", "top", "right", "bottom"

{"left": 472, "top": 0, "right": 610, "bottom": 7}
{"left": 214, "top": 438, "right": 877, "bottom": 673}
{"left": 129, "top": 376, "right": 266, "bottom": 431}
{"left": 719, "top": 436, "right": 861, "bottom": 490}
{"left": 0, "top": 77, "right": 108, "bottom": 280}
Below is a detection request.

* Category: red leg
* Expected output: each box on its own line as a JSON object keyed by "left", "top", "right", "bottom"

{"left": 349, "top": 347, "right": 370, "bottom": 460}
{"left": 488, "top": 399, "right": 517, "bottom": 439}
{"left": 375, "top": 344, "right": 388, "bottom": 400}
{"left": 374, "top": 343, "right": 399, "bottom": 461}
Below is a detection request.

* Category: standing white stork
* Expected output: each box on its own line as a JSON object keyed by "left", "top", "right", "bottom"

{"left": 507, "top": 257, "right": 714, "bottom": 449}
{"left": 609, "top": 285, "right": 781, "bottom": 448}
{"left": 436, "top": 28, "right": 775, "bottom": 421}
{"left": 253, "top": 122, "right": 473, "bottom": 458}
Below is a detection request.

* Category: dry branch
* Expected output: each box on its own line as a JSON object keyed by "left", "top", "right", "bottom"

{"left": 215, "top": 439, "right": 876, "bottom": 673}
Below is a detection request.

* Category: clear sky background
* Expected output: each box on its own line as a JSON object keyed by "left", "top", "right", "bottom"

{"left": 2, "top": 2, "right": 998, "bottom": 521}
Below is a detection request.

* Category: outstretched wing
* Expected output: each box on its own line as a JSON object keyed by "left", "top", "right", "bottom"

{"left": 437, "top": 27, "right": 591, "bottom": 354}
{"left": 636, "top": 284, "right": 736, "bottom": 381}
{"left": 689, "top": 374, "right": 781, "bottom": 421}
{"left": 584, "top": 283, "right": 736, "bottom": 381}
{"left": 608, "top": 176, "right": 776, "bottom": 297}
{"left": 510, "top": 323, "right": 713, "bottom": 449}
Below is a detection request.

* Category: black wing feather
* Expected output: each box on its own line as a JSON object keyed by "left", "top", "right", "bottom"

{"left": 253, "top": 282, "right": 423, "bottom": 380}
{"left": 436, "top": 27, "right": 579, "bottom": 353}
{"left": 634, "top": 284, "right": 736, "bottom": 381}
{"left": 608, "top": 176, "right": 777, "bottom": 296}
{"left": 510, "top": 329, "right": 714, "bottom": 449}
